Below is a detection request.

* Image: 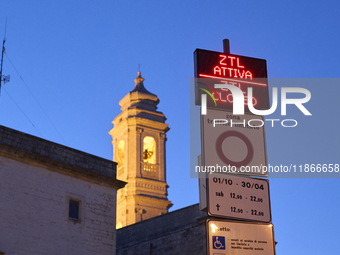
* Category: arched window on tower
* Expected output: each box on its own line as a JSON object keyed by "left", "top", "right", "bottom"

{"left": 118, "top": 140, "right": 124, "bottom": 168}
{"left": 143, "top": 136, "right": 156, "bottom": 164}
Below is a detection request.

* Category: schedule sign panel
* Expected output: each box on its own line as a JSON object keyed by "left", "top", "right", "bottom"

{"left": 207, "top": 220, "right": 276, "bottom": 255}
{"left": 194, "top": 48, "right": 269, "bottom": 112}
{"left": 207, "top": 173, "right": 271, "bottom": 223}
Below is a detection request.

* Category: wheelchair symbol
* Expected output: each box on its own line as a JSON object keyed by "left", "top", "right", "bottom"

{"left": 212, "top": 236, "right": 225, "bottom": 250}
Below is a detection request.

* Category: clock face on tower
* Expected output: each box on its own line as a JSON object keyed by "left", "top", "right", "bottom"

{"left": 143, "top": 136, "right": 156, "bottom": 164}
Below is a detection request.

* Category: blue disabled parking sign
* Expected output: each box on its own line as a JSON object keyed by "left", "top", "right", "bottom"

{"left": 212, "top": 236, "right": 225, "bottom": 250}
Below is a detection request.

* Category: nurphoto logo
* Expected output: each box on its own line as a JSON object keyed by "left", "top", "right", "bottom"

{"left": 199, "top": 84, "right": 312, "bottom": 128}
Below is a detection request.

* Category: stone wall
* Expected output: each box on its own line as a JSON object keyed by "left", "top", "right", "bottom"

{"left": 0, "top": 125, "right": 118, "bottom": 182}
{"left": 117, "top": 204, "right": 207, "bottom": 255}
{"left": 0, "top": 125, "right": 125, "bottom": 255}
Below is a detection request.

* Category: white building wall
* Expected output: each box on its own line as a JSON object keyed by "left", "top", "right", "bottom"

{"left": 0, "top": 155, "right": 118, "bottom": 255}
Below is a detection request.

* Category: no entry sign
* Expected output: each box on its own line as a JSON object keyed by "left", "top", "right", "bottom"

{"left": 201, "top": 109, "right": 268, "bottom": 177}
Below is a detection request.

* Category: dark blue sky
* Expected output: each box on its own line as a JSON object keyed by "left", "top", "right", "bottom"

{"left": 1, "top": 1, "right": 340, "bottom": 254}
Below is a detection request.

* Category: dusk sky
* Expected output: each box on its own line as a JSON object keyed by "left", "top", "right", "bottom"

{"left": 1, "top": 1, "right": 340, "bottom": 254}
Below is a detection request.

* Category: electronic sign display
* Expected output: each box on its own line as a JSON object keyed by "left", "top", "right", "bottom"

{"left": 194, "top": 49, "right": 270, "bottom": 112}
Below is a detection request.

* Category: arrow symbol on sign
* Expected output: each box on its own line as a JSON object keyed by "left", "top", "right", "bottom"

{"left": 216, "top": 204, "right": 220, "bottom": 211}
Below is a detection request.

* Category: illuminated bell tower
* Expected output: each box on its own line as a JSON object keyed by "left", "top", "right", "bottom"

{"left": 110, "top": 71, "right": 172, "bottom": 228}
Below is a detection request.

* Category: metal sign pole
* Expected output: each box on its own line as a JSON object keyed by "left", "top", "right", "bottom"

{"left": 194, "top": 39, "right": 276, "bottom": 255}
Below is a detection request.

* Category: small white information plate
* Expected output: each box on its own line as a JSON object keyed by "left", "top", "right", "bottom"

{"left": 207, "top": 220, "right": 276, "bottom": 255}
{"left": 207, "top": 173, "right": 271, "bottom": 223}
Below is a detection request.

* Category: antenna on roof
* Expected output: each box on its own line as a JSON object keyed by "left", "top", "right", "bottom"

{"left": 0, "top": 17, "right": 10, "bottom": 94}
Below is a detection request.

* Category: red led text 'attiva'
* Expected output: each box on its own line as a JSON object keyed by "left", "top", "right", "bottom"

{"left": 213, "top": 55, "right": 252, "bottom": 79}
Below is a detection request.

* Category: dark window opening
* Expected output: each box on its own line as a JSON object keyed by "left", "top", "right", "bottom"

{"left": 69, "top": 199, "right": 80, "bottom": 220}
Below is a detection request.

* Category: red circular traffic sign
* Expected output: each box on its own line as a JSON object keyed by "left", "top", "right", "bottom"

{"left": 215, "top": 131, "right": 253, "bottom": 168}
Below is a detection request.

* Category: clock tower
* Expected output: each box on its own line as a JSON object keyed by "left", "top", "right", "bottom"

{"left": 110, "top": 72, "right": 172, "bottom": 228}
